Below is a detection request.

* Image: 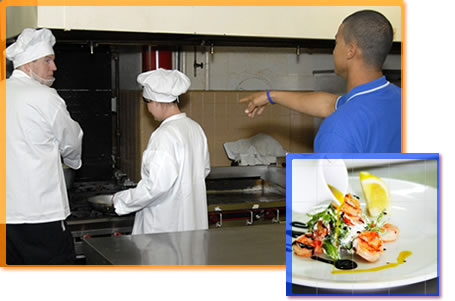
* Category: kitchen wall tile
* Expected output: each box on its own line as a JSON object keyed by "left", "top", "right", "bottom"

{"left": 119, "top": 90, "right": 316, "bottom": 181}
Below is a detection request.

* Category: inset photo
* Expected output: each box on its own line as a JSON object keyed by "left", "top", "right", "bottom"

{"left": 286, "top": 154, "right": 439, "bottom": 296}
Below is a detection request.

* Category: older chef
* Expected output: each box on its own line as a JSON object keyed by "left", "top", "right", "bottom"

{"left": 113, "top": 69, "right": 211, "bottom": 235}
{"left": 6, "top": 28, "right": 83, "bottom": 264}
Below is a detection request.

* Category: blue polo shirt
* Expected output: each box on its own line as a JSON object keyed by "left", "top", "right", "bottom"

{"left": 314, "top": 76, "right": 401, "bottom": 153}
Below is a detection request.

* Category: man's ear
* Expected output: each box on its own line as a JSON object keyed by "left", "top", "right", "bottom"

{"left": 18, "top": 63, "right": 30, "bottom": 73}
{"left": 346, "top": 42, "right": 359, "bottom": 60}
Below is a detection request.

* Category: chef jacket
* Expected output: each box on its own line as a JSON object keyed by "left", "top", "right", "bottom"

{"left": 6, "top": 70, "right": 83, "bottom": 224}
{"left": 113, "top": 113, "right": 210, "bottom": 235}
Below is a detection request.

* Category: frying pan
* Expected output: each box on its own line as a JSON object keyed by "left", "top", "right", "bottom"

{"left": 87, "top": 194, "right": 115, "bottom": 213}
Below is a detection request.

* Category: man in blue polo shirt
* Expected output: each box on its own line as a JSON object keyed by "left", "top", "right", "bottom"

{"left": 240, "top": 10, "right": 401, "bottom": 153}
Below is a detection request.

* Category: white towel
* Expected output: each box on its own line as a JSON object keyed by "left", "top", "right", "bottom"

{"left": 224, "top": 134, "right": 286, "bottom": 166}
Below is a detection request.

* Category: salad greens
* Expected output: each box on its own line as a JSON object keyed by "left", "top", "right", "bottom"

{"left": 305, "top": 203, "right": 387, "bottom": 261}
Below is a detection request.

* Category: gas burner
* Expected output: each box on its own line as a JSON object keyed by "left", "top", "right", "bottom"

{"left": 71, "top": 181, "right": 125, "bottom": 194}
{"left": 68, "top": 180, "right": 131, "bottom": 220}
{"left": 70, "top": 209, "right": 101, "bottom": 219}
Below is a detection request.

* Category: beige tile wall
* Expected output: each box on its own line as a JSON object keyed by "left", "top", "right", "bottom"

{"left": 119, "top": 90, "right": 315, "bottom": 182}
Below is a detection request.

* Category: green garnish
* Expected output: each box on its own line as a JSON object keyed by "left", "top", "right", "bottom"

{"left": 365, "top": 210, "right": 387, "bottom": 233}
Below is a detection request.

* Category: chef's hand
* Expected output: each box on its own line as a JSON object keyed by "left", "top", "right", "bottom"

{"left": 239, "top": 92, "right": 269, "bottom": 118}
{"left": 110, "top": 194, "right": 117, "bottom": 209}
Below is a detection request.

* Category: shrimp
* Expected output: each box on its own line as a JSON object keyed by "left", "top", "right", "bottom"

{"left": 292, "top": 233, "right": 317, "bottom": 257}
{"left": 313, "top": 220, "right": 329, "bottom": 241}
{"left": 380, "top": 223, "right": 399, "bottom": 242}
{"left": 353, "top": 231, "right": 384, "bottom": 262}
{"left": 292, "top": 232, "right": 324, "bottom": 258}
{"left": 332, "top": 193, "right": 364, "bottom": 225}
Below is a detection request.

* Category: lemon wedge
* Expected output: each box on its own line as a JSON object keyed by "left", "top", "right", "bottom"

{"left": 360, "top": 171, "right": 392, "bottom": 217}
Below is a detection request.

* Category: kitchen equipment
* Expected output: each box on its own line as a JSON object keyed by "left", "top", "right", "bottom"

{"left": 83, "top": 223, "right": 285, "bottom": 265}
{"left": 54, "top": 44, "right": 113, "bottom": 182}
{"left": 87, "top": 194, "right": 115, "bottom": 213}
{"left": 206, "top": 166, "right": 286, "bottom": 227}
{"left": 67, "top": 182, "right": 134, "bottom": 262}
{"left": 68, "top": 166, "right": 285, "bottom": 263}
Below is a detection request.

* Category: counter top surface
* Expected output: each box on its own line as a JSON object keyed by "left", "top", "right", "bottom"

{"left": 83, "top": 223, "right": 285, "bottom": 265}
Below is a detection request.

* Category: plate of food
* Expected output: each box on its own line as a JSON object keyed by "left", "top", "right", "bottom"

{"left": 291, "top": 173, "right": 438, "bottom": 290}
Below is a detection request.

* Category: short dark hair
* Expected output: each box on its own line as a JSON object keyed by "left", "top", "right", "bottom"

{"left": 342, "top": 10, "right": 394, "bottom": 69}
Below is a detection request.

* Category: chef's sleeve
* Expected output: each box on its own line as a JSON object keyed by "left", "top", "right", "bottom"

{"left": 52, "top": 99, "right": 84, "bottom": 169}
{"left": 23, "top": 92, "right": 83, "bottom": 169}
{"left": 204, "top": 143, "right": 211, "bottom": 178}
{"left": 113, "top": 150, "right": 179, "bottom": 215}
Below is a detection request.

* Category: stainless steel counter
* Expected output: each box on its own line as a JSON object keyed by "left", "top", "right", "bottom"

{"left": 83, "top": 223, "right": 285, "bottom": 265}
{"left": 207, "top": 166, "right": 286, "bottom": 188}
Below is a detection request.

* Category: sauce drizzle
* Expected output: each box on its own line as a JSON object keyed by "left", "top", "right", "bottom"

{"left": 328, "top": 184, "right": 345, "bottom": 246}
{"left": 292, "top": 231, "right": 306, "bottom": 238}
{"left": 293, "top": 241, "right": 314, "bottom": 250}
{"left": 331, "top": 251, "right": 412, "bottom": 274}
{"left": 311, "top": 256, "right": 358, "bottom": 270}
{"left": 291, "top": 221, "right": 308, "bottom": 229}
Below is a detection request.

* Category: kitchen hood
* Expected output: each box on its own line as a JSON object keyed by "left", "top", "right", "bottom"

{"left": 7, "top": 6, "right": 402, "bottom": 50}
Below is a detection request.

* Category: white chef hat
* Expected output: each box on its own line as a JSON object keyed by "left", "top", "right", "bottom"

{"left": 6, "top": 28, "right": 56, "bottom": 69}
{"left": 137, "top": 68, "right": 191, "bottom": 103}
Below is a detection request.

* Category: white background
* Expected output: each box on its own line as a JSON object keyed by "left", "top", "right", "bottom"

{"left": 2, "top": 0, "right": 453, "bottom": 299}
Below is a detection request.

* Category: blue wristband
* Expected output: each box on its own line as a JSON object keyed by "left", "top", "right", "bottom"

{"left": 266, "top": 90, "right": 275, "bottom": 104}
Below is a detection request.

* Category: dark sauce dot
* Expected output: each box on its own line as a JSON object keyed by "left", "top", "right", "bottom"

{"left": 335, "top": 259, "right": 358, "bottom": 270}
{"left": 309, "top": 256, "right": 358, "bottom": 271}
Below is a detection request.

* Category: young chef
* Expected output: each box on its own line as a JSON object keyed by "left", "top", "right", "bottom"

{"left": 240, "top": 10, "right": 401, "bottom": 153}
{"left": 113, "top": 69, "right": 211, "bottom": 235}
{"left": 6, "top": 28, "right": 84, "bottom": 264}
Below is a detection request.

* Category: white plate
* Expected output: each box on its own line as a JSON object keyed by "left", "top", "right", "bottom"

{"left": 344, "top": 159, "right": 419, "bottom": 169}
{"left": 291, "top": 177, "right": 438, "bottom": 290}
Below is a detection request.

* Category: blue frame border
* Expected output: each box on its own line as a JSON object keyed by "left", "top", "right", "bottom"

{"left": 285, "top": 153, "right": 440, "bottom": 296}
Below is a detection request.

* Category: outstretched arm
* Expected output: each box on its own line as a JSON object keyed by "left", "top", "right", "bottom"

{"left": 240, "top": 91, "right": 339, "bottom": 118}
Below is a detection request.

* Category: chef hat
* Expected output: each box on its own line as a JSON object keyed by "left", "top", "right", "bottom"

{"left": 6, "top": 28, "right": 56, "bottom": 69}
{"left": 137, "top": 68, "right": 191, "bottom": 103}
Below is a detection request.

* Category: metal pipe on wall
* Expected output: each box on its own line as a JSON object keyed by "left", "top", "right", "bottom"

{"left": 113, "top": 51, "right": 121, "bottom": 169}
{"left": 205, "top": 50, "right": 210, "bottom": 91}
{"left": 142, "top": 46, "right": 172, "bottom": 71}
{"left": 182, "top": 49, "right": 186, "bottom": 75}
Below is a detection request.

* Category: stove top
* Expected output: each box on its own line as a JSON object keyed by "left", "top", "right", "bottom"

{"left": 68, "top": 181, "right": 133, "bottom": 220}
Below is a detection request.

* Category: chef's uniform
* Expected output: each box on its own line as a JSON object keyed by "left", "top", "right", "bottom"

{"left": 6, "top": 28, "right": 83, "bottom": 264}
{"left": 113, "top": 69, "right": 211, "bottom": 234}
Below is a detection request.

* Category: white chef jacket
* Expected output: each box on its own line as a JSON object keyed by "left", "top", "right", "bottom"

{"left": 6, "top": 70, "right": 83, "bottom": 224}
{"left": 113, "top": 113, "right": 210, "bottom": 235}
